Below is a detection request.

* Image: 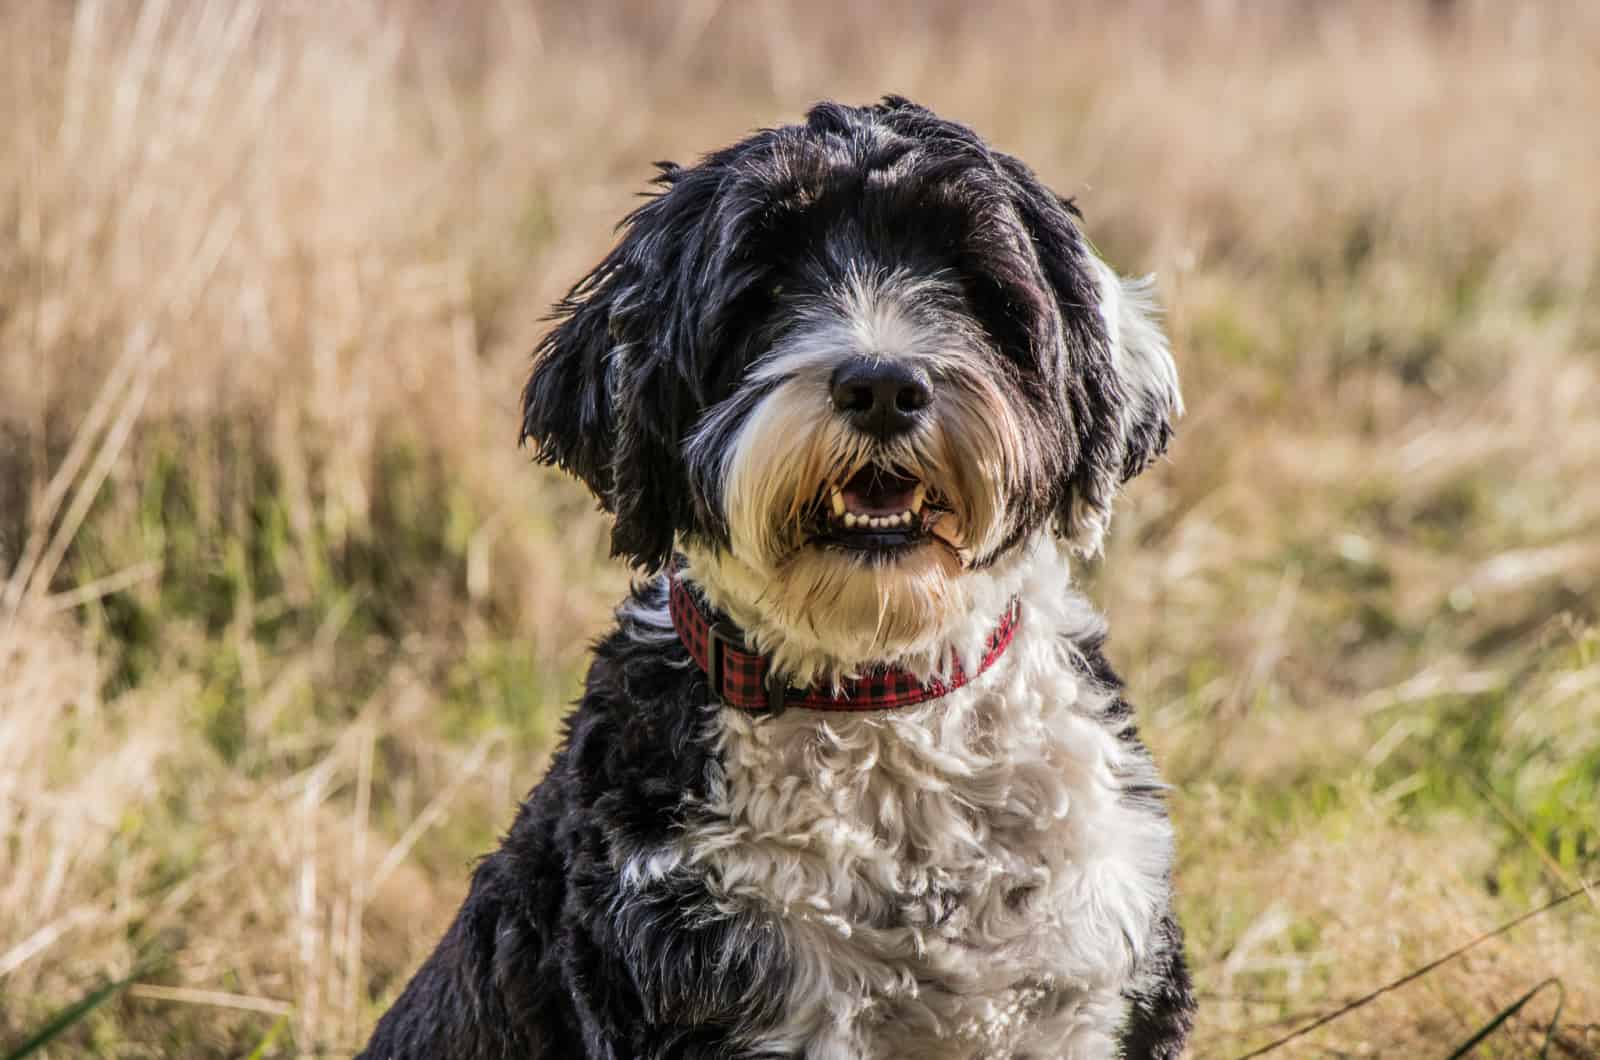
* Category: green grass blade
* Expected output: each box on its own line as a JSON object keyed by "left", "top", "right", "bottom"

{"left": 1444, "top": 977, "right": 1566, "bottom": 1060}
{"left": 2, "top": 971, "right": 140, "bottom": 1060}
{"left": 243, "top": 1014, "right": 290, "bottom": 1060}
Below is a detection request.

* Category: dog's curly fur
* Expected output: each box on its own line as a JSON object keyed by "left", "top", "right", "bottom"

{"left": 358, "top": 97, "right": 1194, "bottom": 1059}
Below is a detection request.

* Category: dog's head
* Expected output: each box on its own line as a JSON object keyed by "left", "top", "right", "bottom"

{"left": 523, "top": 98, "right": 1179, "bottom": 671}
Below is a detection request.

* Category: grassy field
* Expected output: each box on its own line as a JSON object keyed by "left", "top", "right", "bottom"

{"left": 2, "top": 1, "right": 1597, "bottom": 1056}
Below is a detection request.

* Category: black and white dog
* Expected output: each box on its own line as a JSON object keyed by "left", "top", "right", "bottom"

{"left": 359, "top": 98, "right": 1194, "bottom": 1059}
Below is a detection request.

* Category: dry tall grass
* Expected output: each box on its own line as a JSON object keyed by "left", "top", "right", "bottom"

{"left": 1, "top": 1, "right": 1596, "bottom": 1056}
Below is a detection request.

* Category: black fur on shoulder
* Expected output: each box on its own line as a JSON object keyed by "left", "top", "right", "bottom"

{"left": 358, "top": 585, "right": 791, "bottom": 1059}
{"left": 1071, "top": 631, "right": 1199, "bottom": 1058}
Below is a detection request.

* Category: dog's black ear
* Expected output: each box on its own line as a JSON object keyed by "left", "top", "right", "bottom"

{"left": 521, "top": 163, "right": 722, "bottom": 571}
{"left": 996, "top": 156, "right": 1181, "bottom": 554}
{"left": 520, "top": 279, "right": 620, "bottom": 502}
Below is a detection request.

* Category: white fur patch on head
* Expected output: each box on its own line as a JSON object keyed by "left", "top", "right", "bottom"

{"left": 746, "top": 267, "right": 967, "bottom": 386}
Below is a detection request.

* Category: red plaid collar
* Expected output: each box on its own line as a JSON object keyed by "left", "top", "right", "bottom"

{"left": 667, "top": 569, "right": 1021, "bottom": 715}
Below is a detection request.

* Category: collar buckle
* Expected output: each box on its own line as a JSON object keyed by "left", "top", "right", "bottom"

{"left": 705, "top": 619, "right": 737, "bottom": 705}
{"left": 763, "top": 671, "right": 789, "bottom": 717}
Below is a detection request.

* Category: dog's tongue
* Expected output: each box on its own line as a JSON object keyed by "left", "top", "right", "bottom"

{"left": 841, "top": 466, "right": 918, "bottom": 516}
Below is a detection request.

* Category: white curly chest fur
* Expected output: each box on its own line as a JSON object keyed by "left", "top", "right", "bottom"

{"left": 624, "top": 546, "right": 1175, "bottom": 1059}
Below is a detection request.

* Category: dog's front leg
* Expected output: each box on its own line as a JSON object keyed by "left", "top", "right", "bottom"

{"left": 355, "top": 850, "right": 573, "bottom": 1059}
{"left": 360, "top": 838, "right": 795, "bottom": 1058}
{"left": 575, "top": 872, "right": 795, "bottom": 1057}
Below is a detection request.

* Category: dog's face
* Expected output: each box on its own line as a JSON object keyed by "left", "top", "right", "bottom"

{"left": 523, "top": 98, "right": 1179, "bottom": 661}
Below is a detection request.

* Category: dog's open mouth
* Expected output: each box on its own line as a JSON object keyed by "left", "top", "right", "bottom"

{"left": 808, "top": 465, "right": 960, "bottom": 554}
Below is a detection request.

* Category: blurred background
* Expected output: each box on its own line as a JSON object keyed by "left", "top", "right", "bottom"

{"left": 2, "top": 1, "right": 1597, "bottom": 1056}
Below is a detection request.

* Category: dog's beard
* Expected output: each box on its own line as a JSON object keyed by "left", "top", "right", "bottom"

{"left": 686, "top": 360, "right": 1033, "bottom": 678}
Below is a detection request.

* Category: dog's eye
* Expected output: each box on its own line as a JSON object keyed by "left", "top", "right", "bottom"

{"left": 770, "top": 284, "right": 783, "bottom": 299}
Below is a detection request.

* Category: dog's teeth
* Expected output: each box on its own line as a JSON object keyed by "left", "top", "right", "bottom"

{"left": 837, "top": 509, "right": 924, "bottom": 532}
{"left": 830, "top": 489, "right": 845, "bottom": 517}
{"left": 911, "top": 485, "right": 926, "bottom": 513}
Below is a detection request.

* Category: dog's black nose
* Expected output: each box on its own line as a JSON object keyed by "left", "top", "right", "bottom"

{"left": 829, "top": 357, "right": 932, "bottom": 439}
